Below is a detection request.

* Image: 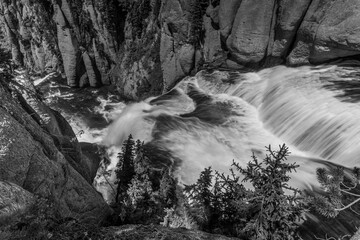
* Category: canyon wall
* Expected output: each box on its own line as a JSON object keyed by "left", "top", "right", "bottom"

{"left": 1, "top": 0, "right": 360, "bottom": 99}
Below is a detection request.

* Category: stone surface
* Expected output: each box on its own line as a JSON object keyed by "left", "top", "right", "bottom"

{"left": 288, "top": 0, "right": 360, "bottom": 65}
{"left": 54, "top": 3, "right": 79, "bottom": 87}
{"left": 203, "top": 14, "right": 224, "bottom": 67}
{"left": 0, "top": 181, "right": 34, "bottom": 223}
{"left": 226, "top": 0, "right": 276, "bottom": 64}
{"left": 218, "top": 0, "right": 242, "bottom": 40}
{"left": 271, "top": 0, "right": 312, "bottom": 60}
{"left": 0, "top": 79, "right": 110, "bottom": 224}
{"left": 160, "top": 0, "right": 195, "bottom": 92}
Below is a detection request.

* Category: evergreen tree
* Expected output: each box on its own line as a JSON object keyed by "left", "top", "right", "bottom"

{"left": 115, "top": 134, "right": 136, "bottom": 203}
{"left": 184, "top": 167, "right": 214, "bottom": 230}
{"left": 234, "top": 144, "right": 304, "bottom": 240}
{"left": 312, "top": 167, "right": 360, "bottom": 218}
{"left": 183, "top": 144, "right": 305, "bottom": 239}
{"left": 127, "top": 139, "right": 153, "bottom": 208}
{"left": 159, "top": 168, "right": 177, "bottom": 207}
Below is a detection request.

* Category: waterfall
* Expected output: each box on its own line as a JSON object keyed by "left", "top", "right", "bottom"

{"left": 103, "top": 62, "right": 360, "bottom": 188}
{"left": 35, "top": 62, "right": 360, "bottom": 236}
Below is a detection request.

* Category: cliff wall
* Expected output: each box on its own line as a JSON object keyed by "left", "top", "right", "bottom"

{"left": 1, "top": 0, "right": 360, "bottom": 99}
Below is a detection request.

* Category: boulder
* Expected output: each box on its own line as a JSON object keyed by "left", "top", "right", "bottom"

{"left": 218, "top": 0, "right": 242, "bottom": 40}
{"left": 288, "top": 0, "right": 360, "bottom": 65}
{"left": 226, "top": 0, "right": 276, "bottom": 64}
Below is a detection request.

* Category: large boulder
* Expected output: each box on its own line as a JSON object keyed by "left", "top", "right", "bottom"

{"left": 288, "top": 0, "right": 360, "bottom": 65}
{"left": 226, "top": 0, "right": 276, "bottom": 64}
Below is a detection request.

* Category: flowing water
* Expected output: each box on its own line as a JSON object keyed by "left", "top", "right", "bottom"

{"left": 35, "top": 61, "right": 360, "bottom": 238}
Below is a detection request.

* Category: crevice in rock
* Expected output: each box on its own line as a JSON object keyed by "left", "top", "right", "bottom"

{"left": 284, "top": 0, "right": 313, "bottom": 62}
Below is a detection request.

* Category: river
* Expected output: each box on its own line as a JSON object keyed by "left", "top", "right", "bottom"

{"left": 34, "top": 61, "right": 360, "bottom": 238}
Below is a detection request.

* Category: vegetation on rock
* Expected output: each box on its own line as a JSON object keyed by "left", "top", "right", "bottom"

{"left": 189, "top": 0, "right": 209, "bottom": 46}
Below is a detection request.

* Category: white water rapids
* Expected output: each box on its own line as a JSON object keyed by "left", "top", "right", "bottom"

{"left": 36, "top": 62, "right": 360, "bottom": 201}
{"left": 102, "top": 63, "right": 360, "bottom": 190}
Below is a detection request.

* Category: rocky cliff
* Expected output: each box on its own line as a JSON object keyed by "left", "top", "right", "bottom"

{"left": 1, "top": 0, "right": 360, "bottom": 99}
{"left": 0, "top": 75, "right": 111, "bottom": 224}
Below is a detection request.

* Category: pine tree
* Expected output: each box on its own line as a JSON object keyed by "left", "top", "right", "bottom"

{"left": 127, "top": 139, "right": 153, "bottom": 207}
{"left": 312, "top": 167, "right": 360, "bottom": 218}
{"left": 159, "top": 168, "right": 177, "bottom": 207}
{"left": 184, "top": 167, "right": 214, "bottom": 230}
{"left": 234, "top": 144, "right": 304, "bottom": 240}
{"left": 115, "top": 134, "right": 136, "bottom": 203}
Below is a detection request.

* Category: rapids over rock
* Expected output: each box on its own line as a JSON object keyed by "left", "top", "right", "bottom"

{"left": 36, "top": 61, "right": 360, "bottom": 238}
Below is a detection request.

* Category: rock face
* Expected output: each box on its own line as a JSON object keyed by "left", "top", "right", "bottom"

{"left": 0, "top": 181, "right": 34, "bottom": 223}
{"left": 227, "top": 0, "right": 276, "bottom": 64}
{"left": 1, "top": 0, "right": 360, "bottom": 99}
{"left": 0, "top": 78, "right": 110, "bottom": 223}
{"left": 288, "top": 0, "right": 360, "bottom": 65}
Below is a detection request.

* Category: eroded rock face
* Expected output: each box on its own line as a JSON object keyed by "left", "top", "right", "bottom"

{"left": 0, "top": 79, "right": 110, "bottom": 224}
{"left": 2, "top": 0, "right": 360, "bottom": 99}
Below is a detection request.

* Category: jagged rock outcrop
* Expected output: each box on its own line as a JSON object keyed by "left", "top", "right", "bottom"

{"left": 0, "top": 78, "right": 111, "bottom": 223}
{"left": 11, "top": 73, "right": 102, "bottom": 183}
{"left": 1, "top": 0, "right": 360, "bottom": 99}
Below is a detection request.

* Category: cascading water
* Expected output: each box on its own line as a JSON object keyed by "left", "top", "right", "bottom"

{"left": 34, "top": 61, "right": 360, "bottom": 238}
{"left": 103, "top": 62, "right": 360, "bottom": 189}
